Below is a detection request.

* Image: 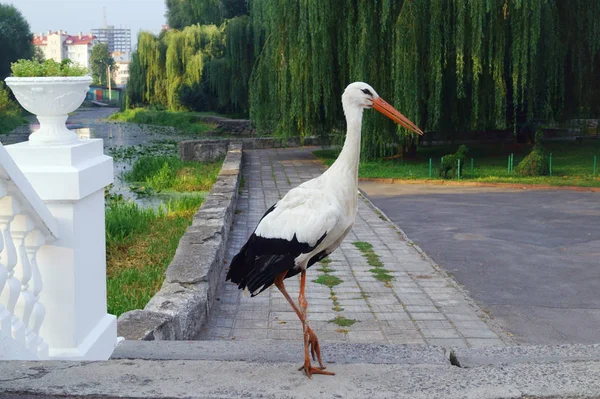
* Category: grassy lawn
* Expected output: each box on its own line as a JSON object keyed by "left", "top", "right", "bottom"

{"left": 109, "top": 108, "right": 216, "bottom": 135}
{"left": 105, "top": 156, "right": 222, "bottom": 316}
{"left": 314, "top": 141, "right": 600, "bottom": 188}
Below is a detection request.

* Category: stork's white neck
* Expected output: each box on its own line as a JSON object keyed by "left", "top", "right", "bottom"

{"left": 327, "top": 102, "right": 363, "bottom": 179}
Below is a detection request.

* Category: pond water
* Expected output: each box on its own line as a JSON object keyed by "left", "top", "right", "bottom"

{"left": 4, "top": 107, "right": 197, "bottom": 208}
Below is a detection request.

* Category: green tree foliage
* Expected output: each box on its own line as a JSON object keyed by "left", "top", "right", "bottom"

{"left": 32, "top": 46, "right": 45, "bottom": 63}
{"left": 166, "top": 0, "right": 247, "bottom": 29}
{"left": 249, "top": 0, "right": 600, "bottom": 158}
{"left": 91, "top": 43, "right": 115, "bottom": 86}
{"left": 166, "top": 0, "right": 222, "bottom": 29}
{"left": 0, "top": 4, "right": 33, "bottom": 80}
{"left": 128, "top": 18, "right": 252, "bottom": 114}
{"left": 0, "top": 82, "right": 24, "bottom": 134}
{"left": 128, "top": 25, "right": 223, "bottom": 110}
{"left": 129, "top": 0, "right": 600, "bottom": 159}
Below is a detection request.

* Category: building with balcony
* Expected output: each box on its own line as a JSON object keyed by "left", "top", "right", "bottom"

{"left": 33, "top": 31, "right": 98, "bottom": 70}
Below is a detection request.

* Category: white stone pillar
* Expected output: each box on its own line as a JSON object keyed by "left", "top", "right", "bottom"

{"left": 5, "top": 139, "right": 116, "bottom": 360}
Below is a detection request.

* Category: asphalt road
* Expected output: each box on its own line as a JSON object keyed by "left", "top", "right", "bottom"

{"left": 360, "top": 182, "right": 600, "bottom": 345}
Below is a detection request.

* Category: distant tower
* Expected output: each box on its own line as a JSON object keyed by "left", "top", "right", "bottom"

{"left": 92, "top": 7, "right": 131, "bottom": 54}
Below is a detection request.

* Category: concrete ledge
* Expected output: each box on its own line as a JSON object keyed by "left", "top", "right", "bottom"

{"left": 117, "top": 143, "right": 242, "bottom": 340}
{"left": 179, "top": 140, "right": 228, "bottom": 162}
{"left": 452, "top": 343, "right": 600, "bottom": 368}
{"left": 111, "top": 340, "right": 450, "bottom": 365}
{"left": 2, "top": 357, "right": 600, "bottom": 398}
{"left": 115, "top": 310, "right": 180, "bottom": 340}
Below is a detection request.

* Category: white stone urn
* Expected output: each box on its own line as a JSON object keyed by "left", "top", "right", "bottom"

{"left": 5, "top": 76, "right": 92, "bottom": 145}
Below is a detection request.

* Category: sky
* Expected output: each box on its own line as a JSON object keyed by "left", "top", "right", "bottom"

{"left": 10, "top": 0, "right": 167, "bottom": 49}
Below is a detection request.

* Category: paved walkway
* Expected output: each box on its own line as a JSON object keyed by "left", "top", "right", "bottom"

{"left": 202, "top": 148, "right": 509, "bottom": 348}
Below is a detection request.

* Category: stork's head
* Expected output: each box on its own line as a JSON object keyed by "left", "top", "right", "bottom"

{"left": 342, "top": 82, "right": 424, "bottom": 136}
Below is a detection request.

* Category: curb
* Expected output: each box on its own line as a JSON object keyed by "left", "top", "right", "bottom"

{"left": 359, "top": 177, "right": 600, "bottom": 192}
{"left": 117, "top": 143, "right": 242, "bottom": 340}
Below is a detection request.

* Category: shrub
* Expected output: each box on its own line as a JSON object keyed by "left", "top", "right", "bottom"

{"left": 0, "top": 82, "right": 24, "bottom": 134}
{"left": 10, "top": 59, "right": 88, "bottom": 77}
{"left": 516, "top": 130, "right": 549, "bottom": 176}
{"left": 439, "top": 145, "right": 469, "bottom": 179}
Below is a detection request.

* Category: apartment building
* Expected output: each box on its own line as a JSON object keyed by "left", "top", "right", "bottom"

{"left": 112, "top": 51, "right": 130, "bottom": 87}
{"left": 33, "top": 31, "right": 98, "bottom": 69}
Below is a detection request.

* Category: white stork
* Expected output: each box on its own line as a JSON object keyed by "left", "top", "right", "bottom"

{"left": 226, "top": 82, "right": 423, "bottom": 378}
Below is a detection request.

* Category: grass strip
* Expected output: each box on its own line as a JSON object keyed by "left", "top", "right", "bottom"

{"left": 106, "top": 196, "right": 204, "bottom": 316}
{"left": 124, "top": 156, "right": 222, "bottom": 193}
{"left": 106, "top": 155, "right": 222, "bottom": 315}
{"left": 314, "top": 140, "right": 600, "bottom": 188}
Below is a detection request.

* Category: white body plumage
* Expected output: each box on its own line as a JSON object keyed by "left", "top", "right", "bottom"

{"left": 253, "top": 83, "right": 372, "bottom": 273}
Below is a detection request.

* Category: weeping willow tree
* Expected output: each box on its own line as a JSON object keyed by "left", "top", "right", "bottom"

{"left": 250, "top": 0, "right": 600, "bottom": 159}
{"left": 127, "top": 12, "right": 253, "bottom": 113}
{"left": 203, "top": 16, "right": 253, "bottom": 113}
{"left": 127, "top": 25, "right": 225, "bottom": 110}
{"left": 130, "top": 0, "right": 599, "bottom": 158}
{"left": 166, "top": 0, "right": 248, "bottom": 29}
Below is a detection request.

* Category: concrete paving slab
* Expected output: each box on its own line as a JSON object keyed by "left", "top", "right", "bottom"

{"left": 1, "top": 358, "right": 600, "bottom": 399}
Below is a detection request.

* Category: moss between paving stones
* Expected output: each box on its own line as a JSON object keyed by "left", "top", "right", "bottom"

{"left": 353, "top": 241, "right": 394, "bottom": 284}
{"left": 314, "top": 257, "right": 356, "bottom": 330}
{"left": 313, "top": 274, "right": 342, "bottom": 288}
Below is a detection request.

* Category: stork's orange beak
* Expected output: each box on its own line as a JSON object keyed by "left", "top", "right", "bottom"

{"left": 372, "top": 97, "right": 424, "bottom": 136}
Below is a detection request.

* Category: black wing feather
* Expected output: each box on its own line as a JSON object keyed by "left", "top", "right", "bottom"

{"left": 226, "top": 205, "right": 327, "bottom": 296}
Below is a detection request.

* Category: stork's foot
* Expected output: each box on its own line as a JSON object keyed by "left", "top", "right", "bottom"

{"left": 299, "top": 361, "right": 335, "bottom": 379}
{"left": 298, "top": 327, "right": 334, "bottom": 378}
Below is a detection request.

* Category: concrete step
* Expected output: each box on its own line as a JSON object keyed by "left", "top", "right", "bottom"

{"left": 1, "top": 341, "right": 600, "bottom": 399}
{"left": 111, "top": 339, "right": 450, "bottom": 365}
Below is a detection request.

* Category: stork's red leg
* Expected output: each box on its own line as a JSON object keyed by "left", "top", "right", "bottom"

{"left": 298, "top": 270, "right": 335, "bottom": 378}
{"left": 274, "top": 271, "right": 334, "bottom": 378}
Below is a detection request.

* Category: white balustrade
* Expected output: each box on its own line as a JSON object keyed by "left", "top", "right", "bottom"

{"left": 0, "top": 171, "right": 56, "bottom": 360}
{"left": 1, "top": 76, "right": 116, "bottom": 361}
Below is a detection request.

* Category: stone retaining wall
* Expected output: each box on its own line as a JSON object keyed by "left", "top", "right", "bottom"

{"left": 180, "top": 137, "right": 322, "bottom": 162}
{"left": 197, "top": 116, "right": 254, "bottom": 135}
{"left": 117, "top": 143, "right": 242, "bottom": 340}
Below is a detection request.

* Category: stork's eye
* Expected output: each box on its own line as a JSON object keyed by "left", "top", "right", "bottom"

{"left": 361, "top": 88, "right": 373, "bottom": 96}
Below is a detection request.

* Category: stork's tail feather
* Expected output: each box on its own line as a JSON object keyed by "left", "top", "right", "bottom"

{"left": 225, "top": 248, "right": 248, "bottom": 285}
{"left": 226, "top": 245, "right": 295, "bottom": 297}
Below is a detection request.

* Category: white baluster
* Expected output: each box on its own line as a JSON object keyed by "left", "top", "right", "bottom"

{"left": 0, "top": 196, "right": 23, "bottom": 344}
{"left": 0, "top": 182, "right": 8, "bottom": 337}
{"left": 11, "top": 214, "right": 35, "bottom": 350}
{"left": 24, "top": 229, "right": 47, "bottom": 358}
